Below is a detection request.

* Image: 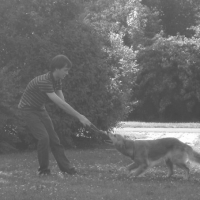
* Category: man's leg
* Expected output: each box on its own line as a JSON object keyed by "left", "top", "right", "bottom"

{"left": 23, "top": 111, "right": 50, "bottom": 174}
{"left": 40, "top": 111, "right": 76, "bottom": 174}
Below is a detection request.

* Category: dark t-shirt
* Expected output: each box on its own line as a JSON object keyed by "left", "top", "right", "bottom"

{"left": 18, "top": 72, "right": 62, "bottom": 111}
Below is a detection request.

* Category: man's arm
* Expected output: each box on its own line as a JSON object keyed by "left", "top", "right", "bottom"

{"left": 55, "top": 90, "right": 65, "bottom": 101}
{"left": 46, "top": 92, "right": 91, "bottom": 127}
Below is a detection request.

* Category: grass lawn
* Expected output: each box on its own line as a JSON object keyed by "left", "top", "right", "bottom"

{"left": 1, "top": 122, "right": 200, "bottom": 200}
{"left": 119, "top": 121, "right": 200, "bottom": 128}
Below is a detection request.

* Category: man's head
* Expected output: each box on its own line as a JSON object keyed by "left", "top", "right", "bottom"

{"left": 50, "top": 55, "right": 72, "bottom": 80}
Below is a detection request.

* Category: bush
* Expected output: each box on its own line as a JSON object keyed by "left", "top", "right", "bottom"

{"left": 129, "top": 34, "right": 200, "bottom": 122}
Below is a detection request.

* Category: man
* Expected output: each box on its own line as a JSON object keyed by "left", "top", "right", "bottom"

{"left": 18, "top": 55, "right": 92, "bottom": 175}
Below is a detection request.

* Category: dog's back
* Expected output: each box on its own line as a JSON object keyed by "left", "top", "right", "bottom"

{"left": 135, "top": 138, "right": 186, "bottom": 161}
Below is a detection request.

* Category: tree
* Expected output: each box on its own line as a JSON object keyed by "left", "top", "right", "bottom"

{"left": 83, "top": 0, "right": 162, "bottom": 114}
{"left": 141, "top": 0, "right": 200, "bottom": 37}
{"left": 129, "top": 34, "right": 200, "bottom": 122}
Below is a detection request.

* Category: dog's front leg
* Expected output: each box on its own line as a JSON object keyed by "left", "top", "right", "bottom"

{"left": 120, "top": 162, "right": 139, "bottom": 176}
{"left": 165, "top": 159, "right": 174, "bottom": 178}
{"left": 129, "top": 164, "right": 148, "bottom": 178}
{"left": 126, "top": 162, "right": 139, "bottom": 172}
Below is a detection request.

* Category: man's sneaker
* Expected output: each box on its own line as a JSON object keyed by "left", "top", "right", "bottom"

{"left": 38, "top": 168, "right": 51, "bottom": 176}
{"left": 62, "top": 167, "right": 77, "bottom": 175}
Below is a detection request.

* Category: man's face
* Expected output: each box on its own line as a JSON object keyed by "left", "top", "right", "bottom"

{"left": 56, "top": 64, "right": 70, "bottom": 79}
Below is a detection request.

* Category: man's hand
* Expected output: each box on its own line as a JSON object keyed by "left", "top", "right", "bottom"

{"left": 78, "top": 114, "right": 92, "bottom": 127}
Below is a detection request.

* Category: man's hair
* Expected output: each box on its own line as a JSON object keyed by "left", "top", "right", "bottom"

{"left": 50, "top": 55, "right": 72, "bottom": 72}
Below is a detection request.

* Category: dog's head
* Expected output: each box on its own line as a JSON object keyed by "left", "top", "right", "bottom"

{"left": 107, "top": 132, "right": 125, "bottom": 146}
{"left": 106, "top": 132, "right": 135, "bottom": 158}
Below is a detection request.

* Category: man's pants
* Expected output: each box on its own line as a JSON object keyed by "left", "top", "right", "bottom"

{"left": 22, "top": 110, "right": 73, "bottom": 172}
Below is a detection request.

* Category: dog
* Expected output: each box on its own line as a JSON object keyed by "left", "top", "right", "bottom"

{"left": 107, "top": 132, "right": 200, "bottom": 180}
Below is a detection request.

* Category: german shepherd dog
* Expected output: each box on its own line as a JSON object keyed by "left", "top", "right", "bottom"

{"left": 107, "top": 132, "right": 200, "bottom": 180}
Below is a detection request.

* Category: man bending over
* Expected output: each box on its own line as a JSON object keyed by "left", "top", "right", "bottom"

{"left": 18, "top": 55, "right": 91, "bottom": 175}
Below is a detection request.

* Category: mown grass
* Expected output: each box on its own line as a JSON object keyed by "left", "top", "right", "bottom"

{"left": 1, "top": 145, "right": 200, "bottom": 200}
{"left": 119, "top": 121, "right": 200, "bottom": 128}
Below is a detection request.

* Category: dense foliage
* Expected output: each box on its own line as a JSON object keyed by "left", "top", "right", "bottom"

{"left": 129, "top": 34, "right": 200, "bottom": 122}
{"left": 141, "top": 0, "right": 200, "bottom": 37}
{"left": 1, "top": 0, "right": 200, "bottom": 152}
{"left": 0, "top": 0, "right": 135, "bottom": 150}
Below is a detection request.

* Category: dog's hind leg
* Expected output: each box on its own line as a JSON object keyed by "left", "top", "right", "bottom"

{"left": 165, "top": 159, "right": 174, "bottom": 178}
{"left": 172, "top": 152, "right": 190, "bottom": 180}
{"left": 175, "top": 163, "right": 190, "bottom": 180}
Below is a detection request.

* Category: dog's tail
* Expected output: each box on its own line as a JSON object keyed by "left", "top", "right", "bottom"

{"left": 185, "top": 145, "right": 200, "bottom": 164}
